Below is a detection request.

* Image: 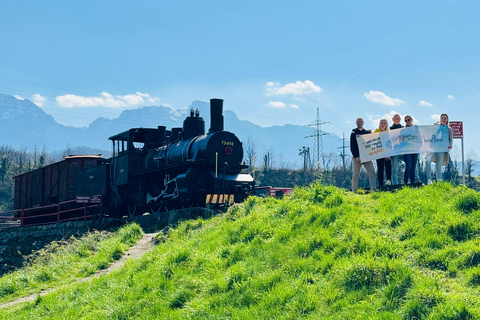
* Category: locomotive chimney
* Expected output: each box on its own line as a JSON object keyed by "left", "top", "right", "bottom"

{"left": 157, "top": 126, "right": 166, "bottom": 144}
{"left": 209, "top": 98, "right": 224, "bottom": 134}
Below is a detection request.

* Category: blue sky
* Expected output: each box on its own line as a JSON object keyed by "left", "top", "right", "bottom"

{"left": 1, "top": 0, "right": 479, "bottom": 156}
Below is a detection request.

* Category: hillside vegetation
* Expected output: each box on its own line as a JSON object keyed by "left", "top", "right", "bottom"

{"left": 2, "top": 182, "right": 480, "bottom": 319}
{"left": 0, "top": 223, "right": 143, "bottom": 305}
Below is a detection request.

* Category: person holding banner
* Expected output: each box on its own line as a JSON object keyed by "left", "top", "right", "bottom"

{"left": 374, "top": 119, "right": 392, "bottom": 186}
{"left": 425, "top": 113, "right": 453, "bottom": 184}
{"left": 350, "top": 118, "right": 377, "bottom": 193}
{"left": 403, "top": 115, "right": 418, "bottom": 184}
{"left": 389, "top": 114, "right": 403, "bottom": 185}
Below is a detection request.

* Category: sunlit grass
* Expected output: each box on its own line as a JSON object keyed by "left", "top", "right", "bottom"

{"left": 0, "top": 222, "right": 143, "bottom": 303}
{"left": 2, "top": 182, "right": 480, "bottom": 319}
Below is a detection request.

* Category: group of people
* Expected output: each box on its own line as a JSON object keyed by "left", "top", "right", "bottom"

{"left": 350, "top": 113, "right": 453, "bottom": 193}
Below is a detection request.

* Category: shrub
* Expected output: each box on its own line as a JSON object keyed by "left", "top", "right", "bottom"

{"left": 311, "top": 184, "right": 336, "bottom": 203}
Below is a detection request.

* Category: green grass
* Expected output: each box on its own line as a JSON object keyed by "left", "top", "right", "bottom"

{"left": 2, "top": 183, "right": 480, "bottom": 319}
{"left": 0, "top": 222, "right": 143, "bottom": 303}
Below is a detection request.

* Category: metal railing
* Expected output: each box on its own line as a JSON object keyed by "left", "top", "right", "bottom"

{"left": 0, "top": 196, "right": 103, "bottom": 229}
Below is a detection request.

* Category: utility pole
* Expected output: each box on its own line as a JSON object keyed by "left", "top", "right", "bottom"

{"left": 304, "top": 107, "right": 331, "bottom": 169}
{"left": 337, "top": 132, "right": 348, "bottom": 173}
{"left": 337, "top": 132, "right": 349, "bottom": 183}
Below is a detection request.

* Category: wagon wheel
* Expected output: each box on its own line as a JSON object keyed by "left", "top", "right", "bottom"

{"left": 128, "top": 200, "right": 137, "bottom": 217}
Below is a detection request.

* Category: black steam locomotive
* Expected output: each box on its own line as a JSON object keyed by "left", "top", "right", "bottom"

{"left": 14, "top": 99, "right": 255, "bottom": 217}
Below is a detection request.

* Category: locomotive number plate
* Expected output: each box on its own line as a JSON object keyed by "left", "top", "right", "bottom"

{"left": 221, "top": 141, "right": 234, "bottom": 146}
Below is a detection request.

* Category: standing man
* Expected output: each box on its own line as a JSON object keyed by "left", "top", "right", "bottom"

{"left": 389, "top": 114, "right": 403, "bottom": 185}
{"left": 350, "top": 118, "right": 376, "bottom": 193}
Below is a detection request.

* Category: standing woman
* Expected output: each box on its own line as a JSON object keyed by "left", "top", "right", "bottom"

{"left": 374, "top": 119, "right": 392, "bottom": 186}
{"left": 403, "top": 115, "right": 418, "bottom": 184}
{"left": 389, "top": 114, "right": 403, "bottom": 185}
{"left": 425, "top": 113, "right": 453, "bottom": 184}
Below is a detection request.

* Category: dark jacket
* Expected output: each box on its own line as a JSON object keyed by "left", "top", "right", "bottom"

{"left": 350, "top": 128, "right": 371, "bottom": 159}
{"left": 390, "top": 123, "right": 403, "bottom": 130}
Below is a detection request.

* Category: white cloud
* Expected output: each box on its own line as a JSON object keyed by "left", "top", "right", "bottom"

{"left": 14, "top": 95, "right": 24, "bottom": 100}
{"left": 56, "top": 91, "right": 161, "bottom": 108}
{"left": 447, "top": 95, "right": 454, "bottom": 100}
{"left": 32, "top": 94, "right": 47, "bottom": 107}
{"left": 367, "top": 113, "right": 392, "bottom": 130}
{"left": 265, "top": 101, "right": 287, "bottom": 108}
{"left": 289, "top": 104, "right": 299, "bottom": 109}
{"left": 418, "top": 100, "right": 433, "bottom": 107}
{"left": 292, "top": 96, "right": 305, "bottom": 101}
{"left": 364, "top": 90, "right": 405, "bottom": 106}
{"left": 266, "top": 80, "right": 322, "bottom": 96}
{"left": 367, "top": 110, "right": 418, "bottom": 129}
{"left": 431, "top": 114, "right": 441, "bottom": 122}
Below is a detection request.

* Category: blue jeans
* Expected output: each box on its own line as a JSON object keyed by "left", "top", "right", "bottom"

{"left": 376, "top": 158, "right": 392, "bottom": 186}
{"left": 391, "top": 156, "right": 400, "bottom": 185}
{"left": 403, "top": 154, "right": 418, "bottom": 184}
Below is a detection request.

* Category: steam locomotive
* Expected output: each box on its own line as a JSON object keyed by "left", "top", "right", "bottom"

{"left": 14, "top": 98, "right": 255, "bottom": 217}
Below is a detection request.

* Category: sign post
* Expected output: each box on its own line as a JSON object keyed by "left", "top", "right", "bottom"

{"left": 450, "top": 121, "right": 464, "bottom": 185}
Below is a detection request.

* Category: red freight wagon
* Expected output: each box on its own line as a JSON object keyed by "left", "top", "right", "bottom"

{"left": 14, "top": 155, "right": 104, "bottom": 210}
{"left": 255, "top": 186, "right": 293, "bottom": 198}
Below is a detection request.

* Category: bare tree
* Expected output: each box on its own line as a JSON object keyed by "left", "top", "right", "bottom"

{"left": 299, "top": 146, "right": 310, "bottom": 172}
{"left": 243, "top": 137, "right": 257, "bottom": 171}
{"left": 465, "top": 150, "right": 478, "bottom": 188}
{"left": 276, "top": 153, "right": 289, "bottom": 170}
{"left": 263, "top": 148, "right": 274, "bottom": 171}
{"left": 450, "top": 145, "right": 462, "bottom": 174}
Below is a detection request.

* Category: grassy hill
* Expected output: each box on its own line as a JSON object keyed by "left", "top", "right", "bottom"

{"left": 1, "top": 182, "right": 480, "bottom": 319}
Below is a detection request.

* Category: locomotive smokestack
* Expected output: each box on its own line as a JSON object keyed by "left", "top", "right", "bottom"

{"left": 209, "top": 98, "right": 224, "bottom": 134}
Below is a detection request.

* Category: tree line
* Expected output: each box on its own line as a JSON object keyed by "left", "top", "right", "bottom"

{"left": 0, "top": 141, "right": 478, "bottom": 212}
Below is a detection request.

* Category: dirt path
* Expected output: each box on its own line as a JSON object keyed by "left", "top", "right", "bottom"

{"left": 0, "top": 232, "right": 158, "bottom": 309}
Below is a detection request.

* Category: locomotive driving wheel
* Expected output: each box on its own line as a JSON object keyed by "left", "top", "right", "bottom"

{"left": 181, "top": 201, "right": 193, "bottom": 209}
{"left": 164, "top": 201, "right": 175, "bottom": 212}
{"left": 150, "top": 204, "right": 162, "bottom": 215}
{"left": 128, "top": 200, "right": 137, "bottom": 217}
{"left": 206, "top": 203, "right": 217, "bottom": 210}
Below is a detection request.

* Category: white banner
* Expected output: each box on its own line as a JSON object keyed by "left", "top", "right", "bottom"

{"left": 357, "top": 125, "right": 450, "bottom": 162}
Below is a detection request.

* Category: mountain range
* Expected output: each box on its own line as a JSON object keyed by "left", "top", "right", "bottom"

{"left": 0, "top": 93, "right": 342, "bottom": 169}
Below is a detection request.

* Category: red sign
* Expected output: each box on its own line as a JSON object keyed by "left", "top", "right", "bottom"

{"left": 449, "top": 121, "right": 463, "bottom": 139}
{"left": 76, "top": 196, "right": 102, "bottom": 204}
